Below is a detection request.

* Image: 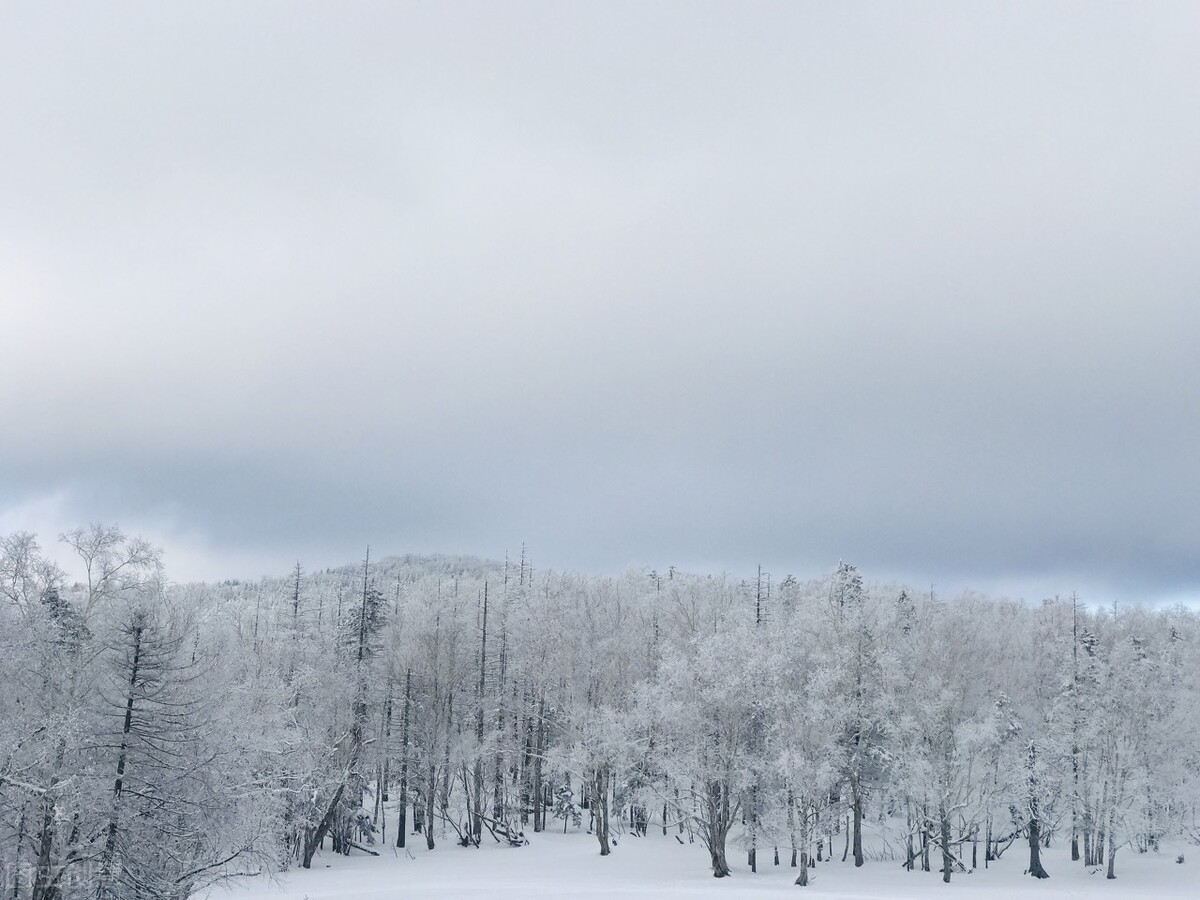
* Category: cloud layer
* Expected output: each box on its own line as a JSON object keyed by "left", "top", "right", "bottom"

{"left": 3, "top": 3, "right": 1198, "bottom": 600}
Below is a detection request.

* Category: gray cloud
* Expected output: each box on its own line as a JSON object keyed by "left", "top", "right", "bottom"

{"left": 3, "top": 2, "right": 1199, "bottom": 601}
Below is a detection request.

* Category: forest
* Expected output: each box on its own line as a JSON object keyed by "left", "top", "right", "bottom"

{"left": 0, "top": 525, "right": 1197, "bottom": 899}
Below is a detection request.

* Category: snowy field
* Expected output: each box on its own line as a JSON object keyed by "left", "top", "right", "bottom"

{"left": 206, "top": 831, "right": 1194, "bottom": 900}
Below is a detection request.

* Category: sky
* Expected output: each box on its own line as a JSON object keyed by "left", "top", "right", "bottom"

{"left": 2, "top": 2, "right": 1199, "bottom": 604}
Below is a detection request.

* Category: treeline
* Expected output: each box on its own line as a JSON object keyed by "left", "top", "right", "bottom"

{"left": 0, "top": 528, "right": 1197, "bottom": 897}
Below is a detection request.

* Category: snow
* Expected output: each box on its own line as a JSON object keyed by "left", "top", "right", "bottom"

{"left": 205, "top": 831, "right": 1195, "bottom": 899}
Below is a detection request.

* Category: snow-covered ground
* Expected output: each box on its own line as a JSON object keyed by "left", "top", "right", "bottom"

{"left": 205, "top": 831, "right": 1194, "bottom": 899}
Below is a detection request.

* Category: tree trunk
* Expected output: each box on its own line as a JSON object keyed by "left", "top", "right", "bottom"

{"left": 96, "top": 617, "right": 144, "bottom": 897}
{"left": 795, "top": 794, "right": 810, "bottom": 885}
{"left": 520, "top": 699, "right": 533, "bottom": 827}
{"left": 441, "top": 696, "right": 453, "bottom": 831}
{"left": 396, "top": 669, "right": 411, "bottom": 848}
{"left": 705, "top": 779, "right": 732, "bottom": 877}
{"left": 473, "top": 585, "right": 488, "bottom": 845}
{"left": 921, "top": 802, "right": 930, "bottom": 872}
{"left": 593, "top": 766, "right": 611, "bottom": 856}
{"left": 842, "top": 810, "right": 850, "bottom": 862}
{"left": 1105, "top": 803, "right": 1117, "bottom": 879}
{"left": 748, "top": 782, "right": 758, "bottom": 872}
{"left": 1028, "top": 810, "right": 1049, "bottom": 877}
{"left": 29, "top": 789, "right": 59, "bottom": 900}
{"left": 1071, "top": 594, "right": 1081, "bottom": 863}
{"left": 533, "top": 694, "right": 545, "bottom": 833}
{"left": 1027, "top": 742, "right": 1049, "bottom": 879}
{"left": 787, "top": 790, "right": 797, "bottom": 868}
{"left": 493, "top": 689, "right": 506, "bottom": 823}
{"left": 710, "top": 845, "right": 731, "bottom": 878}
{"left": 425, "top": 764, "right": 437, "bottom": 850}
{"left": 905, "top": 801, "right": 915, "bottom": 871}
{"left": 852, "top": 778, "right": 864, "bottom": 867}
{"left": 940, "top": 802, "right": 953, "bottom": 883}
{"left": 12, "top": 803, "right": 26, "bottom": 900}
{"left": 381, "top": 691, "right": 393, "bottom": 805}
{"left": 1094, "top": 775, "right": 1110, "bottom": 868}
{"left": 302, "top": 783, "right": 346, "bottom": 868}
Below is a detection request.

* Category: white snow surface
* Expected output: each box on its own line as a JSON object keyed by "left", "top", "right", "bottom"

{"left": 206, "top": 831, "right": 1193, "bottom": 899}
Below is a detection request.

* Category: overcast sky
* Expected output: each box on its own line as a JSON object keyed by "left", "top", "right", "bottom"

{"left": 2, "top": 2, "right": 1198, "bottom": 603}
